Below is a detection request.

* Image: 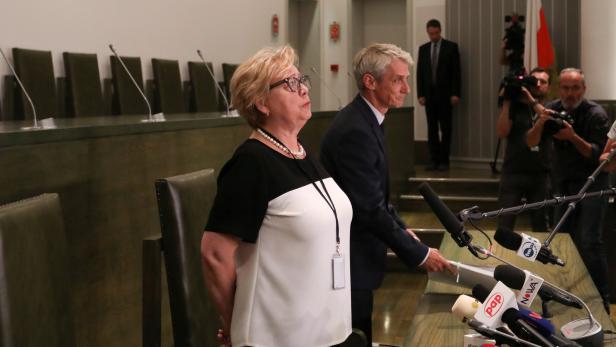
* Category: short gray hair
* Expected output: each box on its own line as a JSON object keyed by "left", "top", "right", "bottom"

{"left": 560, "top": 67, "right": 585, "bottom": 84}
{"left": 352, "top": 43, "right": 414, "bottom": 90}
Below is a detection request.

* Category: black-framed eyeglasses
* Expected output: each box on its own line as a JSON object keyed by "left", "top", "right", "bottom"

{"left": 269, "top": 74, "right": 311, "bottom": 93}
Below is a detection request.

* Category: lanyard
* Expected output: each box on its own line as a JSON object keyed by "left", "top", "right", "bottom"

{"left": 258, "top": 127, "right": 341, "bottom": 252}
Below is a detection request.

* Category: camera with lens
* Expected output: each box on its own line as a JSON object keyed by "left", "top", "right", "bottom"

{"left": 502, "top": 72, "right": 538, "bottom": 101}
{"left": 543, "top": 111, "right": 575, "bottom": 135}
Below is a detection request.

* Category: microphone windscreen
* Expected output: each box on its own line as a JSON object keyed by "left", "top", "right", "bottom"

{"left": 451, "top": 294, "right": 481, "bottom": 319}
{"left": 418, "top": 182, "right": 463, "bottom": 236}
{"left": 494, "top": 227, "right": 522, "bottom": 250}
{"left": 493, "top": 265, "right": 526, "bottom": 290}
{"left": 500, "top": 308, "right": 520, "bottom": 326}
{"left": 471, "top": 283, "right": 492, "bottom": 302}
{"left": 518, "top": 308, "right": 555, "bottom": 335}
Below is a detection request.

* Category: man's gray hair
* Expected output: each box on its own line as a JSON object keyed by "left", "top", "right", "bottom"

{"left": 352, "top": 43, "right": 414, "bottom": 90}
{"left": 560, "top": 67, "right": 585, "bottom": 84}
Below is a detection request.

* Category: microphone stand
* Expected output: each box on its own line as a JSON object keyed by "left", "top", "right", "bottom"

{"left": 196, "top": 49, "right": 236, "bottom": 117}
{"left": 543, "top": 147, "right": 616, "bottom": 246}
{"left": 108, "top": 44, "right": 164, "bottom": 123}
{"left": 309, "top": 66, "right": 342, "bottom": 110}
{"left": 0, "top": 47, "right": 42, "bottom": 130}
{"left": 459, "top": 148, "right": 616, "bottom": 248}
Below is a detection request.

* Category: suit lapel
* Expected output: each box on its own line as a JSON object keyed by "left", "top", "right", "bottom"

{"left": 355, "top": 95, "right": 386, "bottom": 156}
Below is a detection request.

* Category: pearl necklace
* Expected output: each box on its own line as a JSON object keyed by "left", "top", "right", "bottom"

{"left": 257, "top": 128, "right": 305, "bottom": 157}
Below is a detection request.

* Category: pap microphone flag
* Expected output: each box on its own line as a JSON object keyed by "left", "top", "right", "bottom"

{"left": 524, "top": 0, "right": 555, "bottom": 70}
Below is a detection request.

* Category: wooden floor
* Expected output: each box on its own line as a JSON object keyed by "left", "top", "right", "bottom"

{"left": 372, "top": 271, "right": 427, "bottom": 346}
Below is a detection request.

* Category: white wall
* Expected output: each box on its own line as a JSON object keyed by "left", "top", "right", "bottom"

{"left": 0, "top": 0, "right": 287, "bottom": 96}
{"left": 581, "top": 0, "right": 616, "bottom": 99}
{"left": 320, "top": 0, "right": 351, "bottom": 110}
{"left": 411, "top": 0, "right": 446, "bottom": 141}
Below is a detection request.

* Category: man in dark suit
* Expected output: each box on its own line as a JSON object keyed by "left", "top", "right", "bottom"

{"left": 417, "top": 19, "right": 461, "bottom": 171}
{"left": 321, "top": 43, "right": 455, "bottom": 345}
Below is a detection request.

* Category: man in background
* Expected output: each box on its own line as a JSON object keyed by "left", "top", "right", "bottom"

{"left": 417, "top": 19, "right": 461, "bottom": 171}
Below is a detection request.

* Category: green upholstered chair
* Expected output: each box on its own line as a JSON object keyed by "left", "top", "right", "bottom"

{"left": 144, "top": 169, "right": 218, "bottom": 347}
{"left": 63, "top": 52, "right": 104, "bottom": 117}
{"left": 12, "top": 48, "right": 58, "bottom": 120}
{"left": 110, "top": 55, "right": 149, "bottom": 115}
{"left": 188, "top": 61, "right": 218, "bottom": 113}
{"left": 0, "top": 193, "right": 74, "bottom": 347}
{"left": 152, "top": 58, "right": 185, "bottom": 114}
{"left": 221, "top": 63, "right": 238, "bottom": 103}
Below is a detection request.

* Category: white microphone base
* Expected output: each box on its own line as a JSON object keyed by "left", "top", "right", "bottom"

{"left": 561, "top": 318, "right": 603, "bottom": 347}
{"left": 140, "top": 113, "right": 166, "bottom": 122}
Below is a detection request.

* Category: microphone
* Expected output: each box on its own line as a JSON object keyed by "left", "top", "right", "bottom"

{"left": 517, "top": 308, "right": 582, "bottom": 347}
{"left": 309, "top": 66, "right": 342, "bottom": 110}
{"left": 494, "top": 228, "right": 565, "bottom": 266}
{"left": 474, "top": 283, "right": 582, "bottom": 347}
{"left": 418, "top": 182, "right": 473, "bottom": 248}
{"left": 502, "top": 308, "right": 556, "bottom": 347}
{"left": 452, "top": 294, "right": 540, "bottom": 347}
{"left": 196, "top": 49, "right": 236, "bottom": 117}
{"left": 0, "top": 47, "right": 44, "bottom": 130}
{"left": 493, "top": 265, "right": 582, "bottom": 309}
{"left": 108, "top": 44, "right": 164, "bottom": 122}
{"left": 472, "top": 282, "right": 520, "bottom": 330}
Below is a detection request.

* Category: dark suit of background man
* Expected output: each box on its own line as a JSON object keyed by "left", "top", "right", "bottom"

{"left": 417, "top": 19, "right": 461, "bottom": 171}
{"left": 321, "top": 43, "right": 455, "bottom": 345}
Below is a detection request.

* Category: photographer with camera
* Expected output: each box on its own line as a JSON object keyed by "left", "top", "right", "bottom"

{"left": 495, "top": 67, "right": 551, "bottom": 234}
{"left": 526, "top": 68, "right": 611, "bottom": 313}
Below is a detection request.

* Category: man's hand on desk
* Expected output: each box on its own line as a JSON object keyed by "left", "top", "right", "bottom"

{"left": 420, "top": 248, "right": 458, "bottom": 275}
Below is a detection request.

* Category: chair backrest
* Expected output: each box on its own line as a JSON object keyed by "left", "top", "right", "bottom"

{"left": 221, "top": 63, "right": 238, "bottom": 102}
{"left": 152, "top": 58, "right": 185, "bottom": 114}
{"left": 188, "top": 61, "right": 219, "bottom": 112}
{"left": 0, "top": 193, "right": 74, "bottom": 347}
{"left": 188, "top": 61, "right": 218, "bottom": 113}
{"left": 110, "top": 55, "right": 148, "bottom": 115}
{"left": 12, "top": 48, "right": 58, "bottom": 120}
{"left": 155, "top": 169, "right": 218, "bottom": 347}
{"left": 63, "top": 52, "right": 104, "bottom": 117}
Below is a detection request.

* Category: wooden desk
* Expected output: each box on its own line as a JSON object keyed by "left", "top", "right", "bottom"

{"left": 406, "top": 231, "right": 616, "bottom": 346}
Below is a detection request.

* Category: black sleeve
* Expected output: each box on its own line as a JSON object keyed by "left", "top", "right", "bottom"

{"left": 205, "top": 152, "right": 269, "bottom": 243}
{"left": 586, "top": 106, "right": 610, "bottom": 162}
{"left": 328, "top": 125, "right": 429, "bottom": 268}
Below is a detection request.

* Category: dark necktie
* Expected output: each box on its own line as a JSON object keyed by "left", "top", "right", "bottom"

{"left": 431, "top": 42, "right": 438, "bottom": 84}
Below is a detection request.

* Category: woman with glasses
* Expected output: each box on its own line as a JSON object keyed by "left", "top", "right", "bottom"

{"left": 201, "top": 45, "right": 354, "bottom": 346}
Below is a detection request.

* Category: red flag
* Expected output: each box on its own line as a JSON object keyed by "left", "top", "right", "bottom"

{"left": 524, "top": 0, "right": 555, "bottom": 70}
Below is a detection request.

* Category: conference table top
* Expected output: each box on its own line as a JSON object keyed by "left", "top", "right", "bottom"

{"left": 406, "top": 230, "right": 616, "bottom": 346}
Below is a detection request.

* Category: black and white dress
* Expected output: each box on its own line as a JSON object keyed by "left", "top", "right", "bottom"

{"left": 206, "top": 139, "right": 352, "bottom": 347}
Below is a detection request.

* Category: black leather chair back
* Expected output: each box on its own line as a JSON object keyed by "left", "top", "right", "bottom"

{"left": 63, "top": 52, "right": 104, "bottom": 117}
{"left": 188, "top": 61, "right": 218, "bottom": 113}
{"left": 152, "top": 58, "right": 185, "bottom": 114}
{"left": 0, "top": 193, "right": 74, "bottom": 347}
{"left": 110, "top": 55, "right": 148, "bottom": 115}
{"left": 155, "top": 169, "right": 218, "bottom": 347}
{"left": 12, "top": 48, "right": 58, "bottom": 120}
